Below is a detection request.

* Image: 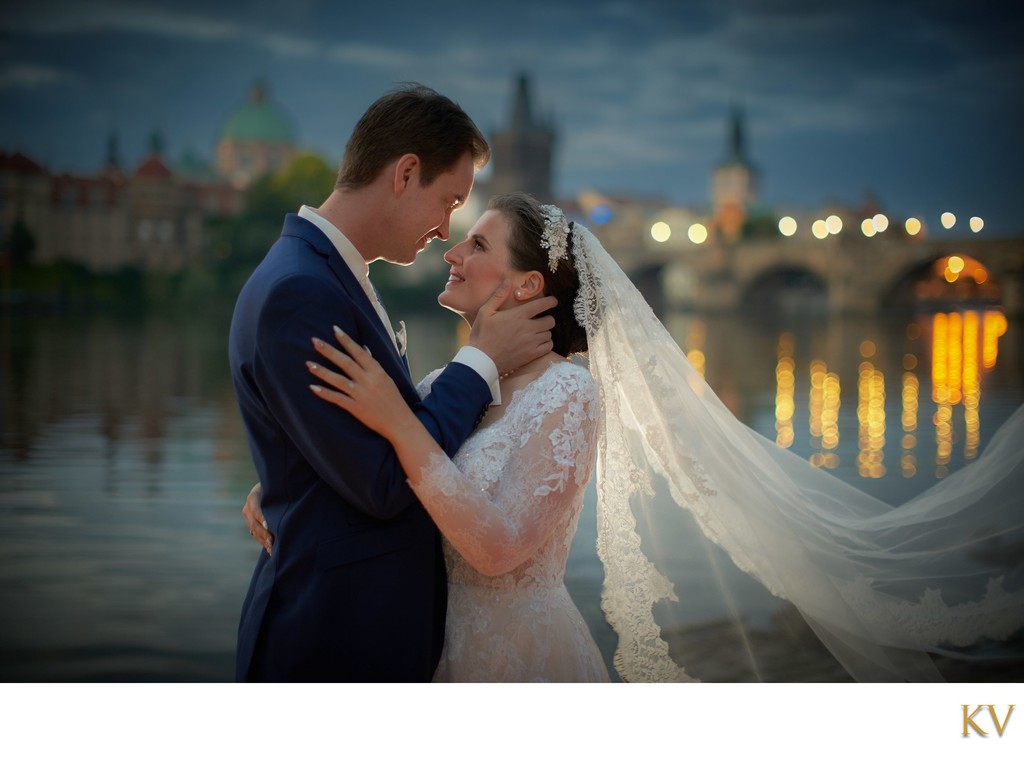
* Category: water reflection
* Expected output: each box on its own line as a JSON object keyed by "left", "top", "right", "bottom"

{"left": 1, "top": 307, "right": 1021, "bottom": 681}
{"left": 0, "top": 310, "right": 259, "bottom": 681}
{"left": 669, "top": 309, "right": 1017, "bottom": 489}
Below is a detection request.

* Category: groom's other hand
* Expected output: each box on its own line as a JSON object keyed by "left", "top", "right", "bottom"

{"left": 470, "top": 280, "right": 556, "bottom": 375}
{"left": 242, "top": 482, "right": 274, "bottom": 556}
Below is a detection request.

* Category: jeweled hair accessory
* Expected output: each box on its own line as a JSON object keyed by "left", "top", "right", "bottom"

{"left": 539, "top": 204, "right": 571, "bottom": 273}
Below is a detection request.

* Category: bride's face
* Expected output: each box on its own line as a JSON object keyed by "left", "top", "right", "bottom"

{"left": 438, "top": 209, "right": 522, "bottom": 323}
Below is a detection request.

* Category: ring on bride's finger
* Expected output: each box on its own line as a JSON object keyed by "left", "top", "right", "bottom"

{"left": 346, "top": 379, "right": 355, "bottom": 390}
{"left": 262, "top": 519, "right": 268, "bottom": 530}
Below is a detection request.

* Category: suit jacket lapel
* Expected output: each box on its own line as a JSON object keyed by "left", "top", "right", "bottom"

{"left": 281, "top": 213, "right": 413, "bottom": 383}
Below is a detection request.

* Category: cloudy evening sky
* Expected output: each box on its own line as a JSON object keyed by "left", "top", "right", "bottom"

{"left": 2, "top": 0, "right": 1022, "bottom": 235}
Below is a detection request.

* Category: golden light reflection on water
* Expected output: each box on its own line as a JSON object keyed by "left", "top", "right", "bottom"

{"left": 808, "top": 358, "right": 841, "bottom": 469}
{"left": 857, "top": 358, "right": 887, "bottom": 479}
{"left": 901, "top": 353, "right": 919, "bottom": 477}
{"left": 756, "top": 309, "right": 1010, "bottom": 479}
{"left": 775, "top": 334, "right": 796, "bottom": 448}
{"left": 684, "top": 320, "right": 707, "bottom": 378}
{"left": 674, "top": 310, "right": 1010, "bottom": 481}
{"left": 929, "top": 310, "right": 1006, "bottom": 476}
{"left": 983, "top": 311, "right": 1007, "bottom": 369}
{"left": 963, "top": 311, "right": 980, "bottom": 460}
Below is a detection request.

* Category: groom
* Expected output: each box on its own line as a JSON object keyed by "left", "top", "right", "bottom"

{"left": 229, "top": 85, "right": 556, "bottom": 681}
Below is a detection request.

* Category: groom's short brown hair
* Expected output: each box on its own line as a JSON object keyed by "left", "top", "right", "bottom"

{"left": 336, "top": 84, "right": 490, "bottom": 190}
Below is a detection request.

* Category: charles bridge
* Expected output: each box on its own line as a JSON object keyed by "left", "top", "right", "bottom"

{"left": 605, "top": 221, "right": 1024, "bottom": 316}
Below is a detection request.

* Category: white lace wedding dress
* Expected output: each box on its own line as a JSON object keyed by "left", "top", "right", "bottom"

{"left": 413, "top": 362, "right": 610, "bottom": 682}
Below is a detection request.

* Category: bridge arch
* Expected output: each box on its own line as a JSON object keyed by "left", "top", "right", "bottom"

{"left": 738, "top": 264, "right": 829, "bottom": 315}
{"left": 883, "top": 252, "right": 1002, "bottom": 311}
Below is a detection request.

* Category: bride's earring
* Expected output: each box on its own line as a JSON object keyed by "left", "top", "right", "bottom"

{"left": 515, "top": 290, "right": 522, "bottom": 299}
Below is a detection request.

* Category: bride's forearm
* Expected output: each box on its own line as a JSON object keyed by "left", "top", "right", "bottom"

{"left": 385, "top": 413, "right": 447, "bottom": 488}
{"left": 387, "top": 415, "right": 521, "bottom": 575}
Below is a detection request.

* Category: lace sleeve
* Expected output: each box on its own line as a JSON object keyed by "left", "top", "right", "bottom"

{"left": 409, "top": 367, "right": 599, "bottom": 577}
{"left": 415, "top": 368, "right": 444, "bottom": 400}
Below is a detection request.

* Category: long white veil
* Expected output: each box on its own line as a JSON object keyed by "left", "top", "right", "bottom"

{"left": 569, "top": 221, "right": 1024, "bottom": 682}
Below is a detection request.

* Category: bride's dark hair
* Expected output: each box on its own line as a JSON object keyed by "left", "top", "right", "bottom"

{"left": 488, "top": 192, "right": 588, "bottom": 357}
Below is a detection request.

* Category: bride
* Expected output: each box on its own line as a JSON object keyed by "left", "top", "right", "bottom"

{"left": 245, "top": 191, "right": 1024, "bottom": 682}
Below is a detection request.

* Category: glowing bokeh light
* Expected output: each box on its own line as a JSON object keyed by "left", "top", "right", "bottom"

{"left": 941, "top": 212, "right": 956, "bottom": 229}
{"left": 825, "top": 215, "right": 843, "bottom": 234}
{"left": 650, "top": 221, "right": 671, "bottom": 242}
{"left": 947, "top": 255, "right": 965, "bottom": 274}
{"left": 778, "top": 216, "right": 797, "bottom": 236}
{"left": 811, "top": 219, "right": 828, "bottom": 239}
{"left": 905, "top": 217, "right": 922, "bottom": 235}
{"left": 687, "top": 223, "right": 708, "bottom": 244}
{"left": 872, "top": 213, "right": 889, "bottom": 233}
{"left": 861, "top": 219, "right": 876, "bottom": 237}
{"left": 969, "top": 216, "right": 984, "bottom": 233}
{"left": 686, "top": 349, "right": 706, "bottom": 377}
{"left": 590, "top": 204, "right": 613, "bottom": 225}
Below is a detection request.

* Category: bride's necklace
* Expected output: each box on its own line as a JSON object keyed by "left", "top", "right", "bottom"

{"left": 500, "top": 356, "right": 545, "bottom": 380}
{"left": 499, "top": 365, "right": 524, "bottom": 380}
{"left": 500, "top": 355, "right": 556, "bottom": 381}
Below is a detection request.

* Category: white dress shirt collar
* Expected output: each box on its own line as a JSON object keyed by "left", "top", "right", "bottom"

{"left": 298, "top": 204, "right": 402, "bottom": 353}
{"left": 298, "top": 204, "right": 368, "bottom": 283}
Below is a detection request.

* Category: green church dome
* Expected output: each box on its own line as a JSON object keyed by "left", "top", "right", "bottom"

{"left": 221, "top": 82, "right": 295, "bottom": 143}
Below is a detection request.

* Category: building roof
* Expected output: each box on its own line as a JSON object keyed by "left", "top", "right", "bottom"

{"left": 718, "top": 107, "right": 756, "bottom": 171}
{"left": 176, "top": 149, "right": 220, "bottom": 181}
{"left": 0, "top": 151, "right": 47, "bottom": 175}
{"left": 220, "top": 82, "right": 295, "bottom": 143}
{"left": 134, "top": 154, "right": 173, "bottom": 179}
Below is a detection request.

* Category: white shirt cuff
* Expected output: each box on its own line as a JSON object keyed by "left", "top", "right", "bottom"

{"left": 452, "top": 346, "right": 502, "bottom": 406}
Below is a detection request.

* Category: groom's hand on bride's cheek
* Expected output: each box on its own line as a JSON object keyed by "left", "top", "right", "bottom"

{"left": 470, "top": 281, "right": 556, "bottom": 374}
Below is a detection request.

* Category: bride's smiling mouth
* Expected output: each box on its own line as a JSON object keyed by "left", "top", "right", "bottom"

{"left": 446, "top": 269, "right": 466, "bottom": 285}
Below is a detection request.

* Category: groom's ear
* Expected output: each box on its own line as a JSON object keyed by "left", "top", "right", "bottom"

{"left": 514, "top": 271, "right": 546, "bottom": 300}
{"left": 393, "top": 153, "right": 420, "bottom": 196}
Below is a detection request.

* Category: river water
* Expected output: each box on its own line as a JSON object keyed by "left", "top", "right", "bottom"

{"left": 0, "top": 304, "right": 1020, "bottom": 681}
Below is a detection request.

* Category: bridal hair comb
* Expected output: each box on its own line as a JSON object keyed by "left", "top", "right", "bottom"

{"left": 539, "top": 204, "right": 572, "bottom": 273}
{"left": 538, "top": 202, "right": 605, "bottom": 331}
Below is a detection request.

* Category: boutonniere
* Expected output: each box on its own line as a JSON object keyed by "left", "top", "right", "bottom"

{"left": 395, "top": 320, "right": 407, "bottom": 356}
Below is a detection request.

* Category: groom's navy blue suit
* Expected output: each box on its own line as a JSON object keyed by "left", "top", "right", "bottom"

{"left": 229, "top": 214, "right": 491, "bottom": 681}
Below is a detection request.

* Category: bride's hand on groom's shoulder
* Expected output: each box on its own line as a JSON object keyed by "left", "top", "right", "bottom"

{"left": 242, "top": 482, "right": 273, "bottom": 556}
{"left": 306, "top": 327, "right": 413, "bottom": 442}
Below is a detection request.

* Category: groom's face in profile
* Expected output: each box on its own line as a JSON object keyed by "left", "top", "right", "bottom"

{"left": 389, "top": 150, "right": 476, "bottom": 266}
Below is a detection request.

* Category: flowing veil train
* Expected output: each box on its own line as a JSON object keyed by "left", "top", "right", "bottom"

{"left": 560, "top": 214, "right": 1024, "bottom": 683}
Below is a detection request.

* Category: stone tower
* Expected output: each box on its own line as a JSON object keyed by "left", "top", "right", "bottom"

{"left": 488, "top": 74, "right": 556, "bottom": 202}
{"left": 712, "top": 107, "right": 758, "bottom": 243}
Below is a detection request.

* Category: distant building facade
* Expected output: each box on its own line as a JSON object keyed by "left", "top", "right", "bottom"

{"left": 0, "top": 81, "right": 296, "bottom": 272}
